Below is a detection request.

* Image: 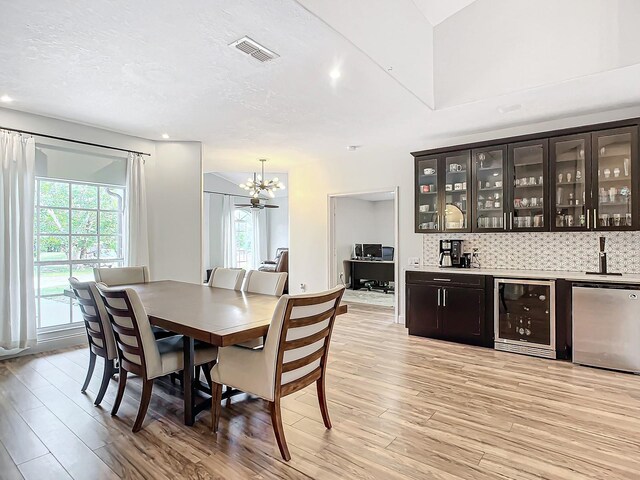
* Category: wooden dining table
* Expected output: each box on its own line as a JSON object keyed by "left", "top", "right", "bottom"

{"left": 122, "top": 280, "right": 347, "bottom": 425}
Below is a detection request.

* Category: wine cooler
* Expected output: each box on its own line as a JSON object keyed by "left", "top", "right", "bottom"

{"left": 494, "top": 279, "right": 556, "bottom": 359}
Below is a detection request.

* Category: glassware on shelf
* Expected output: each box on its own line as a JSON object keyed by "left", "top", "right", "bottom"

{"left": 474, "top": 148, "right": 505, "bottom": 230}
{"left": 595, "top": 131, "right": 633, "bottom": 228}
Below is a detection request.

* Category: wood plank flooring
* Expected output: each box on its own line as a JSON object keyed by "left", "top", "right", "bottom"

{"left": 1, "top": 303, "right": 640, "bottom": 479}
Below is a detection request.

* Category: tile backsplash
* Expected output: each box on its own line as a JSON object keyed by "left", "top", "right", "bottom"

{"left": 423, "top": 232, "right": 640, "bottom": 273}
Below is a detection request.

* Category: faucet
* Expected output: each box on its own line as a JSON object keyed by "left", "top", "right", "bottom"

{"left": 598, "top": 236, "right": 608, "bottom": 274}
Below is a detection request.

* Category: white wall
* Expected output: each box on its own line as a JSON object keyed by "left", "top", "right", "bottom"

{"left": 266, "top": 197, "right": 289, "bottom": 257}
{"left": 147, "top": 142, "right": 202, "bottom": 283}
{"left": 435, "top": 0, "right": 640, "bottom": 108}
{"left": 373, "top": 200, "right": 395, "bottom": 248}
{"left": 0, "top": 107, "right": 203, "bottom": 285}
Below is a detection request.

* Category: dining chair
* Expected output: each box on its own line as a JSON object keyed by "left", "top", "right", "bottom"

{"left": 94, "top": 265, "right": 174, "bottom": 339}
{"left": 210, "top": 286, "right": 345, "bottom": 461}
{"left": 207, "top": 267, "right": 245, "bottom": 290}
{"left": 242, "top": 270, "right": 288, "bottom": 296}
{"left": 93, "top": 266, "right": 150, "bottom": 286}
{"left": 237, "top": 270, "right": 288, "bottom": 349}
{"left": 95, "top": 283, "right": 218, "bottom": 432}
{"left": 68, "top": 277, "right": 117, "bottom": 406}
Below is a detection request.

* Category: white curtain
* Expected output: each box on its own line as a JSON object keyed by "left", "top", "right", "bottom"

{"left": 252, "top": 208, "right": 268, "bottom": 270}
{"left": 124, "top": 152, "right": 149, "bottom": 267}
{"left": 221, "top": 195, "right": 235, "bottom": 268}
{"left": 0, "top": 131, "right": 37, "bottom": 352}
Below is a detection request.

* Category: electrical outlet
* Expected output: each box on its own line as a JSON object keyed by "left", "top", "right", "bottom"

{"left": 300, "top": 283, "right": 307, "bottom": 292}
{"left": 408, "top": 257, "right": 420, "bottom": 266}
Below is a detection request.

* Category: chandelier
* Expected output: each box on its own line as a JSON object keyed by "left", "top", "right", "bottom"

{"left": 239, "top": 159, "right": 285, "bottom": 198}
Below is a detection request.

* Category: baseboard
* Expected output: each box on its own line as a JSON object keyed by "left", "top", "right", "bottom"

{"left": 398, "top": 314, "right": 406, "bottom": 326}
{"left": 0, "top": 329, "right": 87, "bottom": 360}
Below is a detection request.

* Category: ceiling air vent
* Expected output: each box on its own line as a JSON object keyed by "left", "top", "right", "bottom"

{"left": 229, "top": 36, "right": 279, "bottom": 63}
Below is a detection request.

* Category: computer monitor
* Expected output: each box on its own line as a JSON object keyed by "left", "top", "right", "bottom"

{"left": 362, "top": 243, "right": 383, "bottom": 259}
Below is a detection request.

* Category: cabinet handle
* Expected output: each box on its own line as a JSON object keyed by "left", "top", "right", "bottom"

{"left": 433, "top": 278, "right": 451, "bottom": 282}
{"left": 443, "top": 288, "right": 447, "bottom": 307}
{"left": 509, "top": 212, "right": 513, "bottom": 230}
{"left": 586, "top": 209, "right": 590, "bottom": 229}
{"left": 437, "top": 288, "right": 441, "bottom": 306}
{"left": 594, "top": 209, "right": 597, "bottom": 228}
{"left": 503, "top": 212, "right": 507, "bottom": 230}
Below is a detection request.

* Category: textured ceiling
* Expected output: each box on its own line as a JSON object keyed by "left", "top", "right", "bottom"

{"left": 1, "top": 0, "right": 640, "bottom": 173}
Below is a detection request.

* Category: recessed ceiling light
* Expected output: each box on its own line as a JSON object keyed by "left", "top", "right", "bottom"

{"left": 329, "top": 69, "right": 341, "bottom": 80}
{"left": 161, "top": 133, "right": 170, "bottom": 139}
{"left": 347, "top": 145, "right": 361, "bottom": 151}
{"left": 0, "top": 95, "right": 13, "bottom": 103}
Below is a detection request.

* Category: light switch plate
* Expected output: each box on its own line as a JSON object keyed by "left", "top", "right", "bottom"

{"left": 408, "top": 257, "right": 420, "bottom": 266}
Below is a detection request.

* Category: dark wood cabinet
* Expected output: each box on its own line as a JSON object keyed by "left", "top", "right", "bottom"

{"left": 406, "top": 284, "right": 440, "bottom": 337}
{"left": 440, "top": 286, "right": 483, "bottom": 344}
{"left": 414, "top": 118, "right": 640, "bottom": 233}
{"left": 415, "top": 151, "right": 472, "bottom": 233}
{"left": 406, "top": 271, "right": 491, "bottom": 347}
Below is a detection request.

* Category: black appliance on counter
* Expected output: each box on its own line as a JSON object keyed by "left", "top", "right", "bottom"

{"left": 439, "top": 239, "right": 466, "bottom": 268}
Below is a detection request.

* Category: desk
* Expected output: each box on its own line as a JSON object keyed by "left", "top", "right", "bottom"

{"left": 121, "top": 281, "right": 347, "bottom": 425}
{"left": 344, "top": 260, "right": 394, "bottom": 290}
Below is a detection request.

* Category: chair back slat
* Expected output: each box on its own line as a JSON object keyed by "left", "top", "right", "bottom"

{"left": 69, "top": 277, "right": 117, "bottom": 360}
{"left": 270, "top": 286, "right": 344, "bottom": 398}
{"left": 96, "top": 283, "right": 161, "bottom": 378}
{"left": 280, "top": 366, "right": 322, "bottom": 397}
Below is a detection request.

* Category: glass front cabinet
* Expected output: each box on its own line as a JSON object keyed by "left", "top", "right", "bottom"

{"left": 415, "top": 151, "right": 471, "bottom": 233}
{"left": 414, "top": 122, "right": 639, "bottom": 233}
{"left": 549, "top": 127, "right": 638, "bottom": 231}
{"left": 472, "top": 146, "right": 507, "bottom": 232}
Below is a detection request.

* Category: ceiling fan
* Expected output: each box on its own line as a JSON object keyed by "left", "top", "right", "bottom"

{"left": 235, "top": 197, "right": 279, "bottom": 209}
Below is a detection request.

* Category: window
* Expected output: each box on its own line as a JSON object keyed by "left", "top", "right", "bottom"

{"left": 233, "top": 209, "right": 254, "bottom": 269}
{"left": 34, "top": 178, "right": 125, "bottom": 330}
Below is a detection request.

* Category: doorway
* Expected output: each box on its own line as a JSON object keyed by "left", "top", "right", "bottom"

{"left": 328, "top": 188, "right": 399, "bottom": 321}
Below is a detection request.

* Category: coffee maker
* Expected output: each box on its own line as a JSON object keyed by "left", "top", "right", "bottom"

{"left": 439, "top": 239, "right": 464, "bottom": 268}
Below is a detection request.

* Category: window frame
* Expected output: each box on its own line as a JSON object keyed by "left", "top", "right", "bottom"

{"left": 34, "top": 177, "right": 126, "bottom": 332}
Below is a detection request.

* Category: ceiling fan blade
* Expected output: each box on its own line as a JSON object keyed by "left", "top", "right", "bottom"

{"left": 264, "top": 205, "right": 279, "bottom": 208}
{"left": 235, "top": 204, "right": 252, "bottom": 207}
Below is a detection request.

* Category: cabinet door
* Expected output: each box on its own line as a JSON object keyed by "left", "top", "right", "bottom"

{"left": 550, "top": 134, "right": 591, "bottom": 231}
{"left": 441, "top": 287, "right": 484, "bottom": 345}
{"left": 472, "top": 146, "right": 507, "bottom": 232}
{"left": 443, "top": 151, "right": 471, "bottom": 232}
{"left": 508, "top": 140, "right": 549, "bottom": 231}
{"left": 591, "top": 127, "right": 638, "bottom": 230}
{"left": 415, "top": 156, "right": 441, "bottom": 232}
{"left": 406, "top": 285, "right": 441, "bottom": 338}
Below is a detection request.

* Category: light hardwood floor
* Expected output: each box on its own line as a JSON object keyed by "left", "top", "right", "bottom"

{"left": 1, "top": 303, "right": 640, "bottom": 479}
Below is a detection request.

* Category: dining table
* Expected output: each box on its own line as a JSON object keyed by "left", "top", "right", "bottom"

{"left": 121, "top": 280, "right": 348, "bottom": 425}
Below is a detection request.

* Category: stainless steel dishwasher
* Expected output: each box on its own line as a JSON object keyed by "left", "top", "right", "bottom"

{"left": 572, "top": 283, "right": 640, "bottom": 373}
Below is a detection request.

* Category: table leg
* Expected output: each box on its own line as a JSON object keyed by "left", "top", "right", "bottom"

{"left": 183, "top": 336, "right": 195, "bottom": 426}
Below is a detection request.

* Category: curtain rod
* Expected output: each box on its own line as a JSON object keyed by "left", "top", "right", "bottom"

{"left": 0, "top": 125, "right": 151, "bottom": 157}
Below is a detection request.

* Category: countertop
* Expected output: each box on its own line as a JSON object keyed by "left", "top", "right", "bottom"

{"left": 407, "top": 265, "right": 640, "bottom": 285}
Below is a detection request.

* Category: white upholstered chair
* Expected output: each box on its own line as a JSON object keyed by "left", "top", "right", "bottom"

{"left": 94, "top": 265, "right": 174, "bottom": 339}
{"left": 69, "top": 277, "right": 117, "bottom": 406}
{"left": 242, "top": 270, "right": 287, "bottom": 296}
{"left": 211, "top": 286, "right": 345, "bottom": 461}
{"left": 237, "top": 270, "right": 288, "bottom": 349}
{"left": 95, "top": 283, "right": 218, "bottom": 432}
{"left": 207, "top": 267, "right": 245, "bottom": 290}
{"left": 93, "top": 266, "right": 150, "bottom": 286}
